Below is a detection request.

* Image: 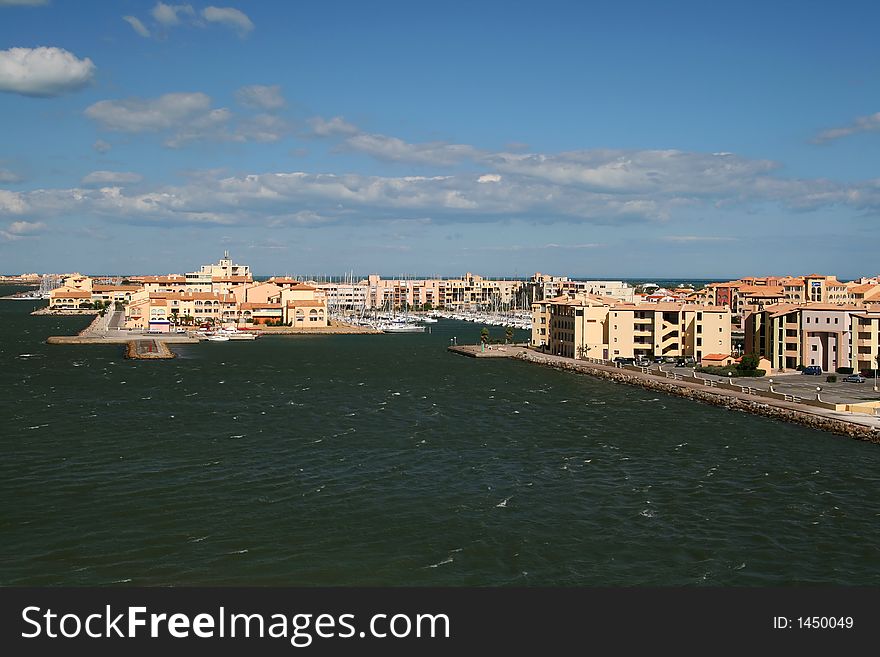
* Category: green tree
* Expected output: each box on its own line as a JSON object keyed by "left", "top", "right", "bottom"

{"left": 739, "top": 353, "right": 759, "bottom": 371}
{"left": 480, "top": 327, "right": 489, "bottom": 344}
{"left": 505, "top": 326, "right": 513, "bottom": 343}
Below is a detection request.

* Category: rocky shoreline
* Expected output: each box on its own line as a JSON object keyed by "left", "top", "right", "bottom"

{"left": 513, "top": 350, "right": 879, "bottom": 443}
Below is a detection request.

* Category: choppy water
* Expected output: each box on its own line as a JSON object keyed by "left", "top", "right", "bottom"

{"left": 1, "top": 286, "right": 879, "bottom": 586}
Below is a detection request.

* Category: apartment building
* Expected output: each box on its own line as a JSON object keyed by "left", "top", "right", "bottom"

{"left": 528, "top": 272, "right": 635, "bottom": 303}
{"left": 533, "top": 295, "right": 731, "bottom": 362}
{"left": 744, "top": 302, "right": 880, "bottom": 372}
{"left": 185, "top": 251, "right": 253, "bottom": 292}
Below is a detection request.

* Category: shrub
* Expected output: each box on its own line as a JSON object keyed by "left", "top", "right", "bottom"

{"left": 826, "top": 375, "right": 837, "bottom": 383}
{"left": 796, "top": 364, "right": 805, "bottom": 371}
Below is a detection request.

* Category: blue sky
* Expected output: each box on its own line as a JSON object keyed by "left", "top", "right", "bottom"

{"left": 0, "top": 0, "right": 878, "bottom": 278}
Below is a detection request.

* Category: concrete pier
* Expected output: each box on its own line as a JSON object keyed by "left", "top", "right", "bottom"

{"left": 126, "top": 340, "right": 176, "bottom": 359}
{"left": 448, "top": 344, "right": 529, "bottom": 358}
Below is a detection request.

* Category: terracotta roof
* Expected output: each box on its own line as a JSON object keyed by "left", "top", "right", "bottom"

{"left": 702, "top": 353, "right": 732, "bottom": 361}
{"left": 92, "top": 284, "right": 141, "bottom": 292}
{"left": 51, "top": 289, "right": 91, "bottom": 298}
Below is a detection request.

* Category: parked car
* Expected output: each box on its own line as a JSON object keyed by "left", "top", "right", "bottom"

{"left": 802, "top": 366, "right": 822, "bottom": 375}
{"left": 613, "top": 357, "right": 635, "bottom": 366}
{"left": 843, "top": 374, "right": 866, "bottom": 383}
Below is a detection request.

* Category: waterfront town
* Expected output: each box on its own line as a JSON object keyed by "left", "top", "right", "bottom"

{"left": 4, "top": 254, "right": 880, "bottom": 378}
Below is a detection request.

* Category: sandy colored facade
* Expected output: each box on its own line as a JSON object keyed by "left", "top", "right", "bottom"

{"left": 745, "top": 302, "right": 880, "bottom": 372}
{"left": 281, "top": 284, "right": 328, "bottom": 326}
{"left": 48, "top": 287, "right": 93, "bottom": 309}
{"left": 184, "top": 252, "right": 253, "bottom": 292}
{"left": 532, "top": 294, "right": 731, "bottom": 362}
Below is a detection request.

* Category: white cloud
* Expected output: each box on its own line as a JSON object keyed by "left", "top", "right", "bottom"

{"left": 151, "top": 2, "right": 194, "bottom": 26}
{"left": 344, "top": 133, "right": 480, "bottom": 166}
{"left": 86, "top": 91, "right": 290, "bottom": 147}
{"left": 123, "top": 15, "right": 151, "bottom": 38}
{"left": 235, "top": 113, "right": 288, "bottom": 143}
{"left": 484, "top": 149, "right": 779, "bottom": 196}
{"left": 235, "top": 84, "right": 284, "bottom": 110}
{"left": 308, "top": 116, "right": 360, "bottom": 137}
{"left": 202, "top": 6, "right": 254, "bottom": 36}
{"left": 0, "top": 46, "right": 95, "bottom": 97}
{"left": 81, "top": 171, "right": 143, "bottom": 186}
{"left": 93, "top": 139, "right": 112, "bottom": 154}
{"left": 0, "top": 168, "right": 22, "bottom": 183}
{"left": 7, "top": 220, "right": 45, "bottom": 234}
{"left": 813, "top": 111, "right": 880, "bottom": 143}
{"left": 0, "top": 189, "right": 27, "bottom": 214}
{"left": 478, "top": 174, "right": 501, "bottom": 183}
{"left": 85, "top": 92, "right": 218, "bottom": 133}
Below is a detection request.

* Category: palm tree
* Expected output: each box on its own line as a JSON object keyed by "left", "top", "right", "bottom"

{"left": 480, "top": 327, "right": 490, "bottom": 344}
{"left": 505, "top": 326, "right": 514, "bottom": 343}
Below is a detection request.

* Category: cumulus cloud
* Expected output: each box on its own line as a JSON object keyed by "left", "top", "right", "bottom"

{"left": 308, "top": 116, "right": 360, "bottom": 137}
{"left": 344, "top": 133, "right": 481, "bottom": 166}
{"left": 0, "top": 168, "right": 22, "bottom": 183}
{"left": 201, "top": 6, "right": 254, "bottom": 36}
{"left": 235, "top": 84, "right": 284, "bottom": 110}
{"left": 813, "top": 111, "right": 880, "bottom": 143}
{"left": 0, "top": 46, "right": 95, "bottom": 97}
{"left": 151, "top": 2, "right": 194, "bottom": 26}
{"left": 81, "top": 171, "right": 144, "bottom": 186}
{"left": 484, "top": 149, "right": 780, "bottom": 196}
{"left": 123, "top": 15, "right": 151, "bottom": 37}
{"left": 1, "top": 219, "right": 44, "bottom": 242}
{"left": 86, "top": 92, "right": 214, "bottom": 132}
{"left": 7, "top": 220, "right": 45, "bottom": 234}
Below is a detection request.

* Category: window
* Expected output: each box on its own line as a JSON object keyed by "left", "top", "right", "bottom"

{"left": 811, "top": 344, "right": 817, "bottom": 351}
{"left": 697, "top": 338, "right": 702, "bottom": 346}
{"left": 719, "top": 327, "right": 723, "bottom": 332}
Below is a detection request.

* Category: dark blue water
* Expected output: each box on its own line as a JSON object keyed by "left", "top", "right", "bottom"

{"left": 1, "top": 288, "right": 879, "bottom": 586}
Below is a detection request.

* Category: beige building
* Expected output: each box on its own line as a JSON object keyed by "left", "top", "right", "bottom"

{"left": 281, "top": 284, "right": 328, "bottom": 327}
{"left": 49, "top": 287, "right": 93, "bottom": 309}
{"left": 532, "top": 295, "right": 731, "bottom": 362}
{"left": 185, "top": 251, "right": 253, "bottom": 292}
{"left": 744, "top": 302, "right": 880, "bottom": 372}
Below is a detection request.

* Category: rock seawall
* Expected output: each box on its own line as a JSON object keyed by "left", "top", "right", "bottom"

{"left": 513, "top": 351, "right": 879, "bottom": 443}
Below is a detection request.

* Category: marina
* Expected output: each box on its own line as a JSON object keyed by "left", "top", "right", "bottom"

{"left": 3, "top": 294, "right": 880, "bottom": 587}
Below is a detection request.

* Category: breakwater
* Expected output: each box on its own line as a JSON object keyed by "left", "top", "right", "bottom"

{"left": 512, "top": 349, "right": 879, "bottom": 443}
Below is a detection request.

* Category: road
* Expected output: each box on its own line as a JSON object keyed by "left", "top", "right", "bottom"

{"left": 669, "top": 366, "right": 880, "bottom": 406}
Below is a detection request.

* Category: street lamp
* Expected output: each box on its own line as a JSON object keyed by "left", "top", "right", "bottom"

{"left": 875, "top": 352, "right": 879, "bottom": 392}
{"left": 768, "top": 378, "right": 775, "bottom": 393}
{"left": 727, "top": 371, "right": 733, "bottom": 385}
{"left": 816, "top": 386, "right": 822, "bottom": 402}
